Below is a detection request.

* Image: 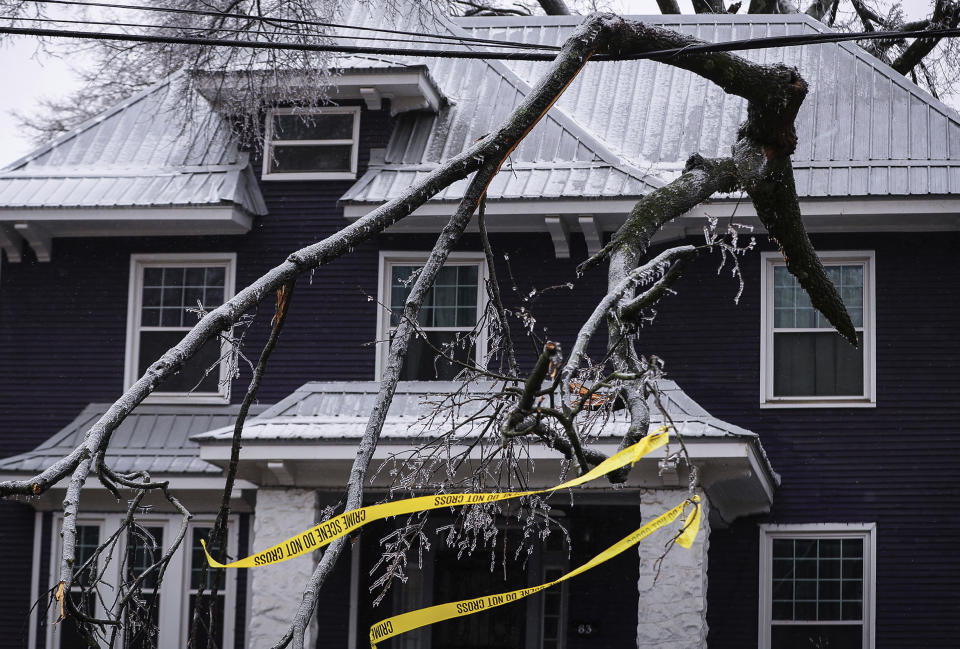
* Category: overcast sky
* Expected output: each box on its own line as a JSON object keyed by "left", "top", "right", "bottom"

{"left": 0, "top": 0, "right": 942, "bottom": 167}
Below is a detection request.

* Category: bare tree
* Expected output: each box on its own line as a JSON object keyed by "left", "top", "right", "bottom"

{"left": 0, "top": 6, "right": 864, "bottom": 649}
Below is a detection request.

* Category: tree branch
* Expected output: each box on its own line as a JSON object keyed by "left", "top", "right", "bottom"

{"left": 891, "top": 0, "right": 960, "bottom": 76}
{"left": 276, "top": 163, "right": 504, "bottom": 649}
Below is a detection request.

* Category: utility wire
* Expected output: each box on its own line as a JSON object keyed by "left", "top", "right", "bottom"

{"left": 23, "top": 0, "right": 562, "bottom": 50}
{"left": 6, "top": 14, "right": 547, "bottom": 50}
{"left": 1, "top": 22, "right": 960, "bottom": 61}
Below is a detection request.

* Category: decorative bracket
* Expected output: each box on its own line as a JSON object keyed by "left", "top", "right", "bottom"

{"left": 579, "top": 215, "right": 602, "bottom": 257}
{"left": 0, "top": 224, "right": 23, "bottom": 263}
{"left": 544, "top": 215, "right": 570, "bottom": 259}
{"left": 359, "top": 87, "right": 383, "bottom": 111}
{"left": 265, "top": 460, "right": 295, "bottom": 486}
{"left": 14, "top": 222, "right": 51, "bottom": 262}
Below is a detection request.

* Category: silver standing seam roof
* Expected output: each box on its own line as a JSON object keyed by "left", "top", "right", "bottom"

{"left": 0, "top": 403, "right": 266, "bottom": 475}
{"left": 0, "top": 74, "right": 267, "bottom": 215}
{"left": 342, "top": 11, "right": 960, "bottom": 204}
{"left": 191, "top": 379, "right": 761, "bottom": 443}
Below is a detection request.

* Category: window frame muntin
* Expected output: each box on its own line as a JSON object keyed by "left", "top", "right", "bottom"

{"left": 758, "top": 523, "right": 877, "bottom": 649}
{"left": 261, "top": 106, "right": 361, "bottom": 181}
{"left": 375, "top": 251, "right": 488, "bottom": 381}
{"left": 760, "top": 250, "right": 876, "bottom": 408}
{"left": 124, "top": 252, "right": 237, "bottom": 404}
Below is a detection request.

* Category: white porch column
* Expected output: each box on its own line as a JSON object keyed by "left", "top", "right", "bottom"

{"left": 248, "top": 488, "right": 319, "bottom": 648}
{"left": 636, "top": 489, "right": 711, "bottom": 649}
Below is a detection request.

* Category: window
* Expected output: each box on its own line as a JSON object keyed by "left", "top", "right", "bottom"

{"left": 262, "top": 107, "right": 361, "bottom": 180}
{"left": 761, "top": 252, "right": 875, "bottom": 407}
{"left": 46, "top": 515, "right": 237, "bottom": 649}
{"left": 377, "top": 252, "right": 487, "bottom": 380}
{"left": 759, "top": 524, "right": 876, "bottom": 649}
{"left": 125, "top": 254, "right": 236, "bottom": 403}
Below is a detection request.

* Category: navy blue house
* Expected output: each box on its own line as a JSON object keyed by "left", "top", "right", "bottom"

{"left": 1, "top": 7, "right": 959, "bottom": 649}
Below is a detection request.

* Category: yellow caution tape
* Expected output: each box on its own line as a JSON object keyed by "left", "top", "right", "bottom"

{"left": 201, "top": 427, "right": 670, "bottom": 569}
{"left": 369, "top": 495, "right": 701, "bottom": 649}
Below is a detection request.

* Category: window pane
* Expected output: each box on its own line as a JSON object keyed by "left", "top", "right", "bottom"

{"left": 60, "top": 596, "right": 97, "bottom": 649}
{"left": 138, "top": 331, "right": 222, "bottom": 393}
{"left": 191, "top": 528, "right": 225, "bottom": 591}
{"left": 74, "top": 525, "right": 100, "bottom": 587}
{"left": 141, "top": 265, "right": 226, "bottom": 325}
{"left": 187, "top": 594, "right": 225, "bottom": 649}
{"left": 127, "top": 526, "right": 164, "bottom": 590}
{"left": 771, "top": 624, "right": 862, "bottom": 649}
{"left": 269, "top": 144, "right": 352, "bottom": 173}
{"left": 400, "top": 331, "right": 475, "bottom": 381}
{"left": 769, "top": 537, "right": 865, "bottom": 625}
{"left": 389, "top": 263, "right": 480, "bottom": 329}
{"left": 773, "top": 332, "right": 864, "bottom": 396}
{"left": 272, "top": 113, "right": 354, "bottom": 140}
{"left": 772, "top": 263, "right": 863, "bottom": 329}
{"left": 124, "top": 592, "right": 160, "bottom": 649}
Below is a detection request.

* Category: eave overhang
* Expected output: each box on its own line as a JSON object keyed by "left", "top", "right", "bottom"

{"left": 196, "top": 431, "right": 777, "bottom": 525}
{"left": 197, "top": 66, "right": 446, "bottom": 116}
{"left": 341, "top": 195, "right": 960, "bottom": 259}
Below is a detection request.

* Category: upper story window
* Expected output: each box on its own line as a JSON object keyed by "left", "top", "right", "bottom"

{"left": 125, "top": 253, "right": 236, "bottom": 403}
{"left": 262, "top": 107, "right": 361, "bottom": 180}
{"left": 759, "top": 524, "right": 876, "bottom": 649}
{"left": 761, "top": 252, "right": 875, "bottom": 408}
{"left": 377, "top": 252, "right": 487, "bottom": 381}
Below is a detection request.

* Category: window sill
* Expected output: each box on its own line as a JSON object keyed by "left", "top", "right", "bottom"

{"left": 261, "top": 171, "right": 357, "bottom": 181}
{"left": 759, "top": 398, "right": 876, "bottom": 409}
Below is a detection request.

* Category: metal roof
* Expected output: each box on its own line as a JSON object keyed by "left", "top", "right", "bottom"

{"left": 457, "top": 14, "right": 960, "bottom": 198}
{"left": 0, "top": 75, "right": 267, "bottom": 215}
{"left": 192, "top": 380, "right": 760, "bottom": 443}
{"left": 0, "top": 403, "right": 267, "bottom": 476}
{"left": 334, "top": 3, "right": 663, "bottom": 204}
{"left": 343, "top": 11, "right": 960, "bottom": 204}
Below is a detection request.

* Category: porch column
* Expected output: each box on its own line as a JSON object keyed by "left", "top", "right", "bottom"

{"left": 248, "top": 488, "right": 319, "bottom": 648}
{"left": 636, "top": 488, "right": 711, "bottom": 649}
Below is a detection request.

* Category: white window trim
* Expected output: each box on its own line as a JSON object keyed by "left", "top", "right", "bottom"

{"left": 760, "top": 251, "right": 876, "bottom": 408}
{"left": 758, "top": 523, "right": 877, "bottom": 649}
{"left": 44, "top": 514, "right": 238, "bottom": 649}
{"left": 124, "top": 253, "right": 237, "bottom": 404}
{"left": 375, "top": 251, "right": 488, "bottom": 380}
{"left": 262, "top": 106, "right": 361, "bottom": 181}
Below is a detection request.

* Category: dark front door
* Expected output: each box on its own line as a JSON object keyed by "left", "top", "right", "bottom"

{"left": 431, "top": 547, "right": 527, "bottom": 649}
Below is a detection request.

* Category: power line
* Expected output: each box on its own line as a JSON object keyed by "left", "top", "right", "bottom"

{"left": 2, "top": 22, "right": 960, "bottom": 61}
{"left": 23, "top": 0, "right": 562, "bottom": 51}
{"left": 7, "top": 14, "right": 548, "bottom": 50}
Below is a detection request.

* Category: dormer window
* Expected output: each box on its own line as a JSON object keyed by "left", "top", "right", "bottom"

{"left": 262, "top": 107, "right": 361, "bottom": 180}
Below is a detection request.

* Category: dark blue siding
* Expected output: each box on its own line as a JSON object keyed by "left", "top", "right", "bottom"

{"left": 636, "top": 232, "right": 960, "bottom": 649}
{"left": 0, "top": 503, "right": 35, "bottom": 649}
